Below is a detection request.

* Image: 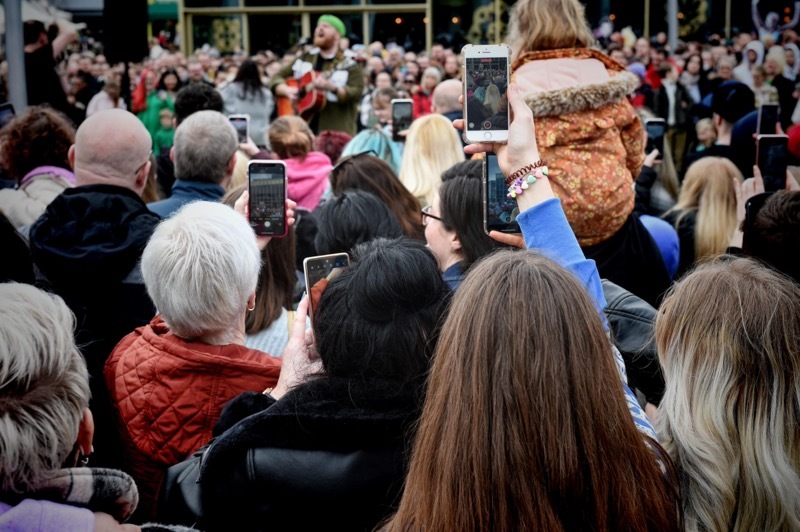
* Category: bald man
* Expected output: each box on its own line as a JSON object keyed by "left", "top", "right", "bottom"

{"left": 431, "top": 78, "right": 463, "bottom": 123}
{"left": 27, "top": 109, "right": 161, "bottom": 470}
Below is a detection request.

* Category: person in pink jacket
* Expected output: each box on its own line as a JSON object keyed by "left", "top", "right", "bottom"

{"left": 268, "top": 116, "right": 333, "bottom": 211}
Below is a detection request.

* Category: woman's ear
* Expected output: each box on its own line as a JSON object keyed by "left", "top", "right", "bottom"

{"left": 450, "top": 232, "right": 462, "bottom": 252}
{"left": 77, "top": 408, "right": 95, "bottom": 457}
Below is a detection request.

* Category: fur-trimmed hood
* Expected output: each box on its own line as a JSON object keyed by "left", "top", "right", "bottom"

{"left": 520, "top": 70, "right": 639, "bottom": 117}
{"left": 512, "top": 47, "right": 639, "bottom": 117}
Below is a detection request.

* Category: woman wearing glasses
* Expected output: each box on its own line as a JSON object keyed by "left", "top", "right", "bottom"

{"left": 421, "top": 160, "right": 507, "bottom": 291}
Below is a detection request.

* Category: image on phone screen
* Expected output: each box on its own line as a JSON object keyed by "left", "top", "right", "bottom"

{"left": 645, "top": 120, "right": 665, "bottom": 155}
{"left": 465, "top": 57, "right": 509, "bottom": 132}
{"left": 249, "top": 162, "right": 286, "bottom": 236}
{"left": 304, "top": 253, "right": 350, "bottom": 316}
{"left": 757, "top": 104, "right": 779, "bottom": 135}
{"left": 485, "top": 154, "right": 520, "bottom": 234}
{"left": 392, "top": 100, "right": 413, "bottom": 142}
{"left": 230, "top": 116, "right": 248, "bottom": 143}
{"left": 757, "top": 135, "right": 788, "bottom": 192}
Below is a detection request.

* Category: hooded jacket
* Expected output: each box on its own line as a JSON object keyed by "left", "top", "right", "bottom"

{"left": 285, "top": 151, "right": 333, "bottom": 211}
{"left": 513, "top": 48, "right": 644, "bottom": 246}
{"left": 28, "top": 184, "right": 161, "bottom": 470}
{"left": 105, "top": 316, "right": 282, "bottom": 521}
{"left": 733, "top": 40, "right": 766, "bottom": 89}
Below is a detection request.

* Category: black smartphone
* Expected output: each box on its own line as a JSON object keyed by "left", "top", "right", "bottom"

{"left": 248, "top": 160, "right": 287, "bottom": 237}
{"left": 229, "top": 114, "right": 249, "bottom": 143}
{"left": 303, "top": 253, "right": 350, "bottom": 316}
{"left": 644, "top": 118, "right": 666, "bottom": 155}
{"left": 391, "top": 98, "right": 413, "bottom": 142}
{"left": 483, "top": 153, "right": 520, "bottom": 234}
{"left": 0, "top": 102, "right": 15, "bottom": 129}
{"left": 757, "top": 103, "right": 779, "bottom": 135}
{"left": 756, "top": 134, "right": 789, "bottom": 193}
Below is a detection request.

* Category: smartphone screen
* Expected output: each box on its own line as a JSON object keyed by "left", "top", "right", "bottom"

{"left": 757, "top": 103, "right": 779, "bottom": 135}
{"left": 463, "top": 45, "right": 510, "bottom": 143}
{"left": 484, "top": 153, "right": 520, "bottom": 234}
{"left": 645, "top": 119, "right": 666, "bottom": 155}
{"left": 248, "top": 160, "right": 287, "bottom": 237}
{"left": 757, "top": 134, "right": 788, "bottom": 193}
{"left": 391, "top": 99, "right": 413, "bottom": 142}
{"left": 303, "top": 253, "right": 350, "bottom": 316}
{"left": 229, "top": 115, "right": 249, "bottom": 143}
{"left": 0, "top": 103, "right": 15, "bottom": 129}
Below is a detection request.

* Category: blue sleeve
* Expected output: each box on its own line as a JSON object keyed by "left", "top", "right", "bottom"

{"left": 517, "top": 198, "right": 608, "bottom": 327}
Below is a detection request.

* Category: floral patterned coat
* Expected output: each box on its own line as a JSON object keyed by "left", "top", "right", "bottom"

{"left": 513, "top": 48, "right": 644, "bottom": 246}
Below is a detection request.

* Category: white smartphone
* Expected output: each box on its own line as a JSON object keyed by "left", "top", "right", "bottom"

{"left": 229, "top": 114, "right": 250, "bottom": 143}
{"left": 462, "top": 44, "right": 510, "bottom": 144}
{"left": 303, "top": 253, "right": 350, "bottom": 317}
{"left": 391, "top": 98, "right": 413, "bottom": 142}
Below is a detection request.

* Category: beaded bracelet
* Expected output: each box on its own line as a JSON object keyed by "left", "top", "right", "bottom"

{"left": 507, "top": 165, "right": 548, "bottom": 199}
{"left": 504, "top": 159, "right": 547, "bottom": 187}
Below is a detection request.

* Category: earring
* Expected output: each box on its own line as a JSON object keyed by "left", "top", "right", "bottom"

{"left": 78, "top": 453, "right": 91, "bottom": 467}
{"left": 247, "top": 305, "right": 255, "bottom": 312}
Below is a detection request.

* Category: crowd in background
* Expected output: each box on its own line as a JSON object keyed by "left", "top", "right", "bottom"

{"left": 1, "top": 0, "right": 800, "bottom": 530}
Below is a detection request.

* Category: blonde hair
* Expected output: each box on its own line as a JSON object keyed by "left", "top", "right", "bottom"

{"left": 399, "top": 114, "right": 465, "bottom": 206}
{"left": 656, "top": 258, "right": 800, "bottom": 531}
{"left": 665, "top": 157, "right": 741, "bottom": 262}
{"left": 268, "top": 116, "right": 314, "bottom": 160}
{"left": 229, "top": 149, "right": 250, "bottom": 190}
{"left": 483, "top": 84, "right": 502, "bottom": 114}
{"left": 506, "top": 0, "right": 595, "bottom": 61}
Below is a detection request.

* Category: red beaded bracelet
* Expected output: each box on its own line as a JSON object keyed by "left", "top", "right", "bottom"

{"left": 504, "top": 160, "right": 547, "bottom": 187}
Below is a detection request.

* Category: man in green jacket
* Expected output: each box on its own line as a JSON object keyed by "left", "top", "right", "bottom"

{"left": 271, "top": 14, "right": 364, "bottom": 136}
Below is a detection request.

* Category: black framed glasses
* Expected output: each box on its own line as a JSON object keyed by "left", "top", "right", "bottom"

{"left": 421, "top": 205, "right": 443, "bottom": 226}
{"left": 331, "top": 149, "right": 378, "bottom": 176}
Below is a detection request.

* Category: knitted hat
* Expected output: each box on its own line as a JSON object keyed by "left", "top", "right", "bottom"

{"left": 318, "top": 14, "right": 346, "bottom": 37}
{"left": 627, "top": 62, "right": 646, "bottom": 79}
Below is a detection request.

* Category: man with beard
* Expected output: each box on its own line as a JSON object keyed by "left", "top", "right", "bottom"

{"left": 271, "top": 15, "right": 363, "bottom": 136}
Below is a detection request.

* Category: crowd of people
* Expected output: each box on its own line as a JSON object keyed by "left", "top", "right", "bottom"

{"left": 1, "top": 0, "right": 800, "bottom": 530}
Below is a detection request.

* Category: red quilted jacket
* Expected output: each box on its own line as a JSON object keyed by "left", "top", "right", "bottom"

{"left": 104, "top": 316, "right": 281, "bottom": 520}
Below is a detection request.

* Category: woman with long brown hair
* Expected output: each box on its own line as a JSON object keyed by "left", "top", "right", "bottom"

{"left": 382, "top": 83, "right": 680, "bottom": 531}
{"left": 329, "top": 153, "right": 424, "bottom": 239}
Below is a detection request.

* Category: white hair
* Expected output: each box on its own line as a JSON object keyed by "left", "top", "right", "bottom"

{"left": 0, "top": 283, "right": 89, "bottom": 492}
{"left": 141, "top": 201, "right": 261, "bottom": 344}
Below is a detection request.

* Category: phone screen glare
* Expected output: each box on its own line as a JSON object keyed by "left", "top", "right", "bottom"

{"left": 465, "top": 56, "right": 508, "bottom": 132}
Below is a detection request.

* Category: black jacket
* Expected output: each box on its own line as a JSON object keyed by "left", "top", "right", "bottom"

{"left": 159, "top": 376, "right": 423, "bottom": 531}
{"left": 28, "top": 184, "right": 161, "bottom": 468}
{"left": 654, "top": 82, "right": 693, "bottom": 130}
{"left": 602, "top": 280, "right": 665, "bottom": 406}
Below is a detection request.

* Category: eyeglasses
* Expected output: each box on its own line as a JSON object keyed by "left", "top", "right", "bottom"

{"left": 331, "top": 149, "right": 377, "bottom": 176}
{"left": 421, "top": 205, "right": 443, "bottom": 226}
{"left": 134, "top": 150, "right": 153, "bottom": 176}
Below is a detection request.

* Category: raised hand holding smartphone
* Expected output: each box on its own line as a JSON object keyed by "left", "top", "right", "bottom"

{"left": 462, "top": 44, "right": 511, "bottom": 145}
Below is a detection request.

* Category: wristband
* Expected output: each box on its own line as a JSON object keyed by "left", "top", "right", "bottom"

{"left": 507, "top": 165, "right": 548, "bottom": 199}
{"left": 504, "top": 160, "right": 547, "bottom": 187}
